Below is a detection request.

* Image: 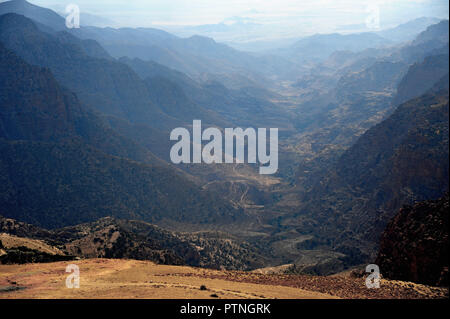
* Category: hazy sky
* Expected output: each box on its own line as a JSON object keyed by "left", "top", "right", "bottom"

{"left": 19, "top": 0, "right": 450, "bottom": 32}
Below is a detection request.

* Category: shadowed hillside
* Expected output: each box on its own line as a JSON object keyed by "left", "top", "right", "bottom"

{"left": 376, "top": 193, "right": 449, "bottom": 286}
{"left": 293, "top": 73, "right": 449, "bottom": 265}
{"left": 0, "top": 42, "right": 242, "bottom": 229}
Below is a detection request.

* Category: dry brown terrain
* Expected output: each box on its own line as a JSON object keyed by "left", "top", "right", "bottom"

{"left": 0, "top": 233, "right": 63, "bottom": 255}
{"left": 0, "top": 259, "right": 447, "bottom": 299}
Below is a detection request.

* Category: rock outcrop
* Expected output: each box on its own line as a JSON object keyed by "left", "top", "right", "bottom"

{"left": 376, "top": 194, "right": 449, "bottom": 286}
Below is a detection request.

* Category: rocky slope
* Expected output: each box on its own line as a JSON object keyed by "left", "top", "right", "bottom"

{"left": 376, "top": 194, "right": 449, "bottom": 286}
{"left": 394, "top": 53, "right": 449, "bottom": 105}
{"left": 287, "top": 71, "right": 449, "bottom": 267}
{"left": 0, "top": 215, "right": 265, "bottom": 270}
{"left": 0, "top": 233, "right": 74, "bottom": 264}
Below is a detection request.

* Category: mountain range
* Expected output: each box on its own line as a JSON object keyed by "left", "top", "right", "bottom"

{"left": 0, "top": 0, "right": 448, "bottom": 286}
{"left": 0, "top": 41, "right": 243, "bottom": 229}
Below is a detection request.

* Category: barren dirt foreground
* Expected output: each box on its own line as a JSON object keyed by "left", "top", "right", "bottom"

{"left": 0, "top": 259, "right": 447, "bottom": 299}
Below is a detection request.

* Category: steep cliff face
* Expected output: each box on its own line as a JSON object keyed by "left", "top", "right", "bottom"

{"left": 292, "top": 73, "right": 449, "bottom": 264}
{"left": 394, "top": 53, "right": 449, "bottom": 106}
{"left": 396, "top": 20, "right": 449, "bottom": 64}
{"left": 376, "top": 194, "right": 449, "bottom": 286}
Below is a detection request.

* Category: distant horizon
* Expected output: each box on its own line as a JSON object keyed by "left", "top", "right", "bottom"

{"left": 2, "top": 0, "right": 448, "bottom": 41}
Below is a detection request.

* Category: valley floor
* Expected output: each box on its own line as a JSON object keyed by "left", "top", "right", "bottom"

{"left": 0, "top": 259, "right": 447, "bottom": 299}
